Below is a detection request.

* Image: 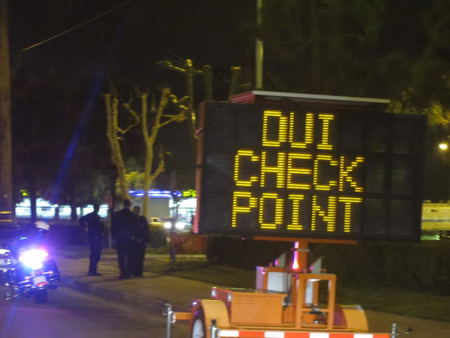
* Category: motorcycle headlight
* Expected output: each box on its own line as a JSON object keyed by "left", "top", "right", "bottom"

{"left": 19, "top": 248, "right": 48, "bottom": 270}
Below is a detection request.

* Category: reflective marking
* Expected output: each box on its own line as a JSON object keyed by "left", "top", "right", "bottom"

{"left": 265, "top": 332, "right": 285, "bottom": 338}
{"left": 219, "top": 330, "right": 239, "bottom": 337}
{"left": 218, "top": 331, "right": 382, "bottom": 337}
{"left": 310, "top": 333, "right": 329, "bottom": 338}
{"left": 264, "top": 331, "right": 284, "bottom": 338}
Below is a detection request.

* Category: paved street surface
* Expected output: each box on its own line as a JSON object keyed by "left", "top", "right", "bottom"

{"left": 0, "top": 285, "right": 189, "bottom": 338}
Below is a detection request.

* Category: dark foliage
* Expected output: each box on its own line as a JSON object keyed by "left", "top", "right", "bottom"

{"left": 310, "top": 241, "right": 450, "bottom": 295}
{"left": 206, "top": 236, "right": 450, "bottom": 296}
{"left": 148, "top": 226, "right": 167, "bottom": 248}
{"left": 206, "top": 236, "right": 292, "bottom": 270}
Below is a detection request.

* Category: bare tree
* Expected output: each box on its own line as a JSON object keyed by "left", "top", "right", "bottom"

{"left": 105, "top": 87, "right": 187, "bottom": 216}
{"left": 104, "top": 93, "right": 138, "bottom": 201}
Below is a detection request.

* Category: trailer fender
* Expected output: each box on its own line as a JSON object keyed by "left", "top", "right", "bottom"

{"left": 196, "top": 299, "right": 230, "bottom": 330}
{"left": 341, "top": 304, "right": 369, "bottom": 331}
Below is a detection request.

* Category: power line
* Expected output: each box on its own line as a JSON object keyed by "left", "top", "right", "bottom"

{"left": 20, "top": 0, "right": 133, "bottom": 52}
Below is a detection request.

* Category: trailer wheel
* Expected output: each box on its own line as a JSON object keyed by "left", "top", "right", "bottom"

{"left": 191, "top": 310, "right": 206, "bottom": 338}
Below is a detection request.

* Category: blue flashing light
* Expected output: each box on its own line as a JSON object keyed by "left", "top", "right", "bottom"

{"left": 128, "top": 190, "right": 174, "bottom": 199}
{"left": 171, "top": 191, "right": 182, "bottom": 198}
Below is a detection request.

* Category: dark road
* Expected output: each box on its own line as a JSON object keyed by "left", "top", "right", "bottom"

{"left": 0, "top": 285, "right": 189, "bottom": 338}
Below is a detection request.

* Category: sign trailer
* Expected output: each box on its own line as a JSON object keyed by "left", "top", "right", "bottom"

{"left": 168, "top": 92, "right": 426, "bottom": 338}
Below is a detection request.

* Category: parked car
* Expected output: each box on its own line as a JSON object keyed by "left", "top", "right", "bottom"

{"left": 163, "top": 218, "right": 192, "bottom": 232}
{"left": 150, "top": 217, "right": 164, "bottom": 227}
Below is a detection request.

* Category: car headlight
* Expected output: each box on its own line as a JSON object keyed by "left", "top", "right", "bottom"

{"left": 19, "top": 248, "right": 48, "bottom": 270}
{"left": 163, "top": 222, "right": 172, "bottom": 229}
{"left": 175, "top": 222, "right": 186, "bottom": 230}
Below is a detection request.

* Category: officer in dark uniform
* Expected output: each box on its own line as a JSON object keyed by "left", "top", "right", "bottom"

{"left": 111, "top": 199, "right": 138, "bottom": 279}
{"left": 79, "top": 204, "right": 105, "bottom": 276}
{"left": 131, "top": 206, "right": 150, "bottom": 277}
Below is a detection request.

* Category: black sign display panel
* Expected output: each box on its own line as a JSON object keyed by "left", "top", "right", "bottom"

{"left": 195, "top": 102, "right": 426, "bottom": 240}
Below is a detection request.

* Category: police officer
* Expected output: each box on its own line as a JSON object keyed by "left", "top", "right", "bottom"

{"left": 131, "top": 206, "right": 150, "bottom": 277}
{"left": 79, "top": 203, "right": 105, "bottom": 276}
{"left": 111, "top": 199, "right": 138, "bottom": 279}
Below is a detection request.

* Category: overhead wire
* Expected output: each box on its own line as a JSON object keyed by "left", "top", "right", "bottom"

{"left": 20, "top": 0, "right": 133, "bottom": 52}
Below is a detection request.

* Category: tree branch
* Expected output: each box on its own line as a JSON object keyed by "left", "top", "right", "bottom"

{"left": 121, "top": 101, "right": 141, "bottom": 134}
{"left": 149, "top": 146, "right": 166, "bottom": 183}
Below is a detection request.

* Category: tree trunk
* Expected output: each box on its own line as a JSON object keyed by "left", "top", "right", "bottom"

{"left": 54, "top": 206, "right": 60, "bottom": 220}
{"left": 105, "top": 94, "right": 130, "bottom": 201}
{"left": 69, "top": 187, "right": 77, "bottom": 223}
{"left": 141, "top": 92, "right": 154, "bottom": 219}
{"left": 29, "top": 174, "right": 37, "bottom": 223}
{"left": 141, "top": 89, "right": 171, "bottom": 218}
{"left": 70, "top": 204, "right": 77, "bottom": 223}
{"left": 110, "top": 171, "right": 117, "bottom": 212}
{"left": 0, "top": 0, "right": 13, "bottom": 226}
{"left": 142, "top": 147, "right": 153, "bottom": 218}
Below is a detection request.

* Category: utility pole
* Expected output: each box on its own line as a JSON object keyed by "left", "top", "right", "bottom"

{"left": 309, "top": 0, "right": 321, "bottom": 90}
{"left": 157, "top": 58, "right": 212, "bottom": 135}
{"left": 202, "top": 64, "right": 213, "bottom": 101}
{"left": 255, "top": 0, "right": 264, "bottom": 89}
{"left": 229, "top": 66, "right": 242, "bottom": 97}
{"left": 0, "top": 0, "right": 14, "bottom": 228}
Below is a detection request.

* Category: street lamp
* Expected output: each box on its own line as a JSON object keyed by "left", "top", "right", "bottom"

{"left": 437, "top": 139, "right": 449, "bottom": 203}
{"left": 438, "top": 141, "right": 448, "bottom": 151}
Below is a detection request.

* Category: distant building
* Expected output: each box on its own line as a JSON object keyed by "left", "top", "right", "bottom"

{"left": 422, "top": 202, "right": 450, "bottom": 232}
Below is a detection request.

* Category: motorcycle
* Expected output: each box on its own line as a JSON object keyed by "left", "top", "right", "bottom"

{"left": 0, "top": 222, "right": 60, "bottom": 303}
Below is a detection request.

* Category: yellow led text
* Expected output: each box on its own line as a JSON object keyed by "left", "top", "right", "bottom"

{"left": 231, "top": 191, "right": 362, "bottom": 233}
{"left": 231, "top": 109, "right": 365, "bottom": 233}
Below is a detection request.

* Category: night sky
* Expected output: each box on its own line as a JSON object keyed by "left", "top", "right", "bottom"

{"left": 8, "top": 0, "right": 254, "bottom": 94}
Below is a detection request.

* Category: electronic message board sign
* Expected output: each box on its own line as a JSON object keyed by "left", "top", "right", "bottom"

{"left": 195, "top": 101, "right": 426, "bottom": 240}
